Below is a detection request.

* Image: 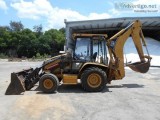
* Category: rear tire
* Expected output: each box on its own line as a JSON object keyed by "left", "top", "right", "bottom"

{"left": 81, "top": 67, "right": 107, "bottom": 92}
{"left": 39, "top": 74, "right": 59, "bottom": 93}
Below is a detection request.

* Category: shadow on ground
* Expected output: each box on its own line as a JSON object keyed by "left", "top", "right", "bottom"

{"left": 108, "top": 84, "right": 144, "bottom": 88}
{"left": 35, "top": 83, "right": 144, "bottom": 94}
{"left": 36, "top": 84, "right": 110, "bottom": 94}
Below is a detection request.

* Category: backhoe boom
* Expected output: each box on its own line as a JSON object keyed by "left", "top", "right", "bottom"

{"left": 107, "top": 20, "right": 151, "bottom": 80}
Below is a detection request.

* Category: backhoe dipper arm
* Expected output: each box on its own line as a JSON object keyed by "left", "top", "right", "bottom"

{"left": 107, "top": 20, "right": 151, "bottom": 80}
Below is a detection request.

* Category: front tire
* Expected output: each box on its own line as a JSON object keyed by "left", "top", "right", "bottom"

{"left": 81, "top": 67, "right": 107, "bottom": 92}
{"left": 39, "top": 74, "right": 59, "bottom": 93}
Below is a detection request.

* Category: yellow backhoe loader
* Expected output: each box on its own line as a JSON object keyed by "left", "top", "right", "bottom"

{"left": 5, "top": 20, "right": 152, "bottom": 95}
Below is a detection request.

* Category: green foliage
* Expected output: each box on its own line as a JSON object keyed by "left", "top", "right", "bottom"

{"left": 32, "top": 53, "right": 49, "bottom": 59}
{"left": 33, "top": 24, "right": 43, "bottom": 37}
{"left": 10, "top": 21, "right": 24, "bottom": 31}
{"left": 0, "top": 53, "right": 8, "bottom": 59}
{"left": 0, "top": 21, "right": 65, "bottom": 58}
{"left": 36, "top": 53, "right": 42, "bottom": 59}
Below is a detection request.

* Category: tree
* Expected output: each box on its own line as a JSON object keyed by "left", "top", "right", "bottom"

{"left": 33, "top": 24, "right": 43, "bottom": 37}
{"left": 16, "top": 28, "right": 37, "bottom": 57}
{"left": 43, "top": 29, "right": 65, "bottom": 56}
{"left": 9, "top": 21, "right": 24, "bottom": 31}
{"left": 38, "top": 34, "right": 51, "bottom": 55}
{"left": 0, "top": 21, "right": 65, "bottom": 58}
{"left": 59, "top": 27, "right": 65, "bottom": 34}
{"left": 0, "top": 26, "right": 11, "bottom": 55}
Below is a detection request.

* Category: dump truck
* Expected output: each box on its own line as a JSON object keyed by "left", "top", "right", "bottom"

{"left": 5, "top": 20, "right": 152, "bottom": 95}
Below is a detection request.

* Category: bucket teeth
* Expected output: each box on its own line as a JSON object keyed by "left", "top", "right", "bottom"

{"left": 5, "top": 73, "right": 25, "bottom": 95}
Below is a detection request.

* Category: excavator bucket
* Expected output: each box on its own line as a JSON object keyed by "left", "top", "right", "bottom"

{"left": 5, "top": 68, "right": 33, "bottom": 95}
{"left": 5, "top": 73, "right": 25, "bottom": 95}
{"left": 127, "top": 60, "right": 150, "bottom": 73}
{"left": 5, "top": 67, "right": 41, "bottom": 95}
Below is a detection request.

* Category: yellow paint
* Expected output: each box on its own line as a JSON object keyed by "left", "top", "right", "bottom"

{"left": 79, "top": 62, "right": 107, "bottom": 73}
{"left": 63, "top": 74, "right": 78, "bottom": 84}
{"left": 44, "top": 59, "right": 61, "bottom": 70}
{"left": 43, "top": 79, "right": 54, "bottom": 89}
{"left": 107, "top": 20, "right": 151, "bottom": 80}
{"left": 87, "top": 73, "right": 102, "bottom": 88}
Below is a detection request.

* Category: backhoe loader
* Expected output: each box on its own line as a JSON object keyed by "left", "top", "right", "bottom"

{"left": 5, "top": 20, "right": 152, "bottom": 95}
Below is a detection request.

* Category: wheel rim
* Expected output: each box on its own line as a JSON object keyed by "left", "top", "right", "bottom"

{"left": 43, "top": 79, "right": 54, "bottom": 89}
{"left": 87, "top": 73, "right": 102, "bottom": 88}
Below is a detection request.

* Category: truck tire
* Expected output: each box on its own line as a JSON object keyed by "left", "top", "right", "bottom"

{"left": 81, "top": 67, "right": 107, "bottom": 92}
{"left": 39, "top": 74, "right": 59, "bottom": 93}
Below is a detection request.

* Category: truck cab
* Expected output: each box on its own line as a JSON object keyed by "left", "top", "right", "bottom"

{"left": 72, "top": 34, "right": 108, "bottom": 65}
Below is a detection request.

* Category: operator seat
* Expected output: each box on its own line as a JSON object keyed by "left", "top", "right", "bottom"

{"left": 92, "top": 52, "right": 97, "bottom": 62}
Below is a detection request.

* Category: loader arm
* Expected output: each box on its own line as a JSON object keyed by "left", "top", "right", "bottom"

{"left": 107, "top": 20, "right": 151, "bottom": 80}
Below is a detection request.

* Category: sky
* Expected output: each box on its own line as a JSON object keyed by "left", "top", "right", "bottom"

{"left": 0, "top": 0, "right": 160, "bottom": 30}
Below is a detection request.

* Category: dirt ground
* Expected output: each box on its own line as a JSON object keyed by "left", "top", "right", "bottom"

{"left": 0, "top": 61, "right": 160, "bottom": 120}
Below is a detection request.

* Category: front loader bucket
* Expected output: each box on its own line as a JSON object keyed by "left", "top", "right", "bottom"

{"left": 127, "top": 60, "right": 150, "bottom": 73}
{"left": 5, "top": 73, "right": 25, "bottom": 95}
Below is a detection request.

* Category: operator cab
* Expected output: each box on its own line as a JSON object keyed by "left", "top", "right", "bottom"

{"left": 73, "top": 34, "right": 108, "bottom": 65}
